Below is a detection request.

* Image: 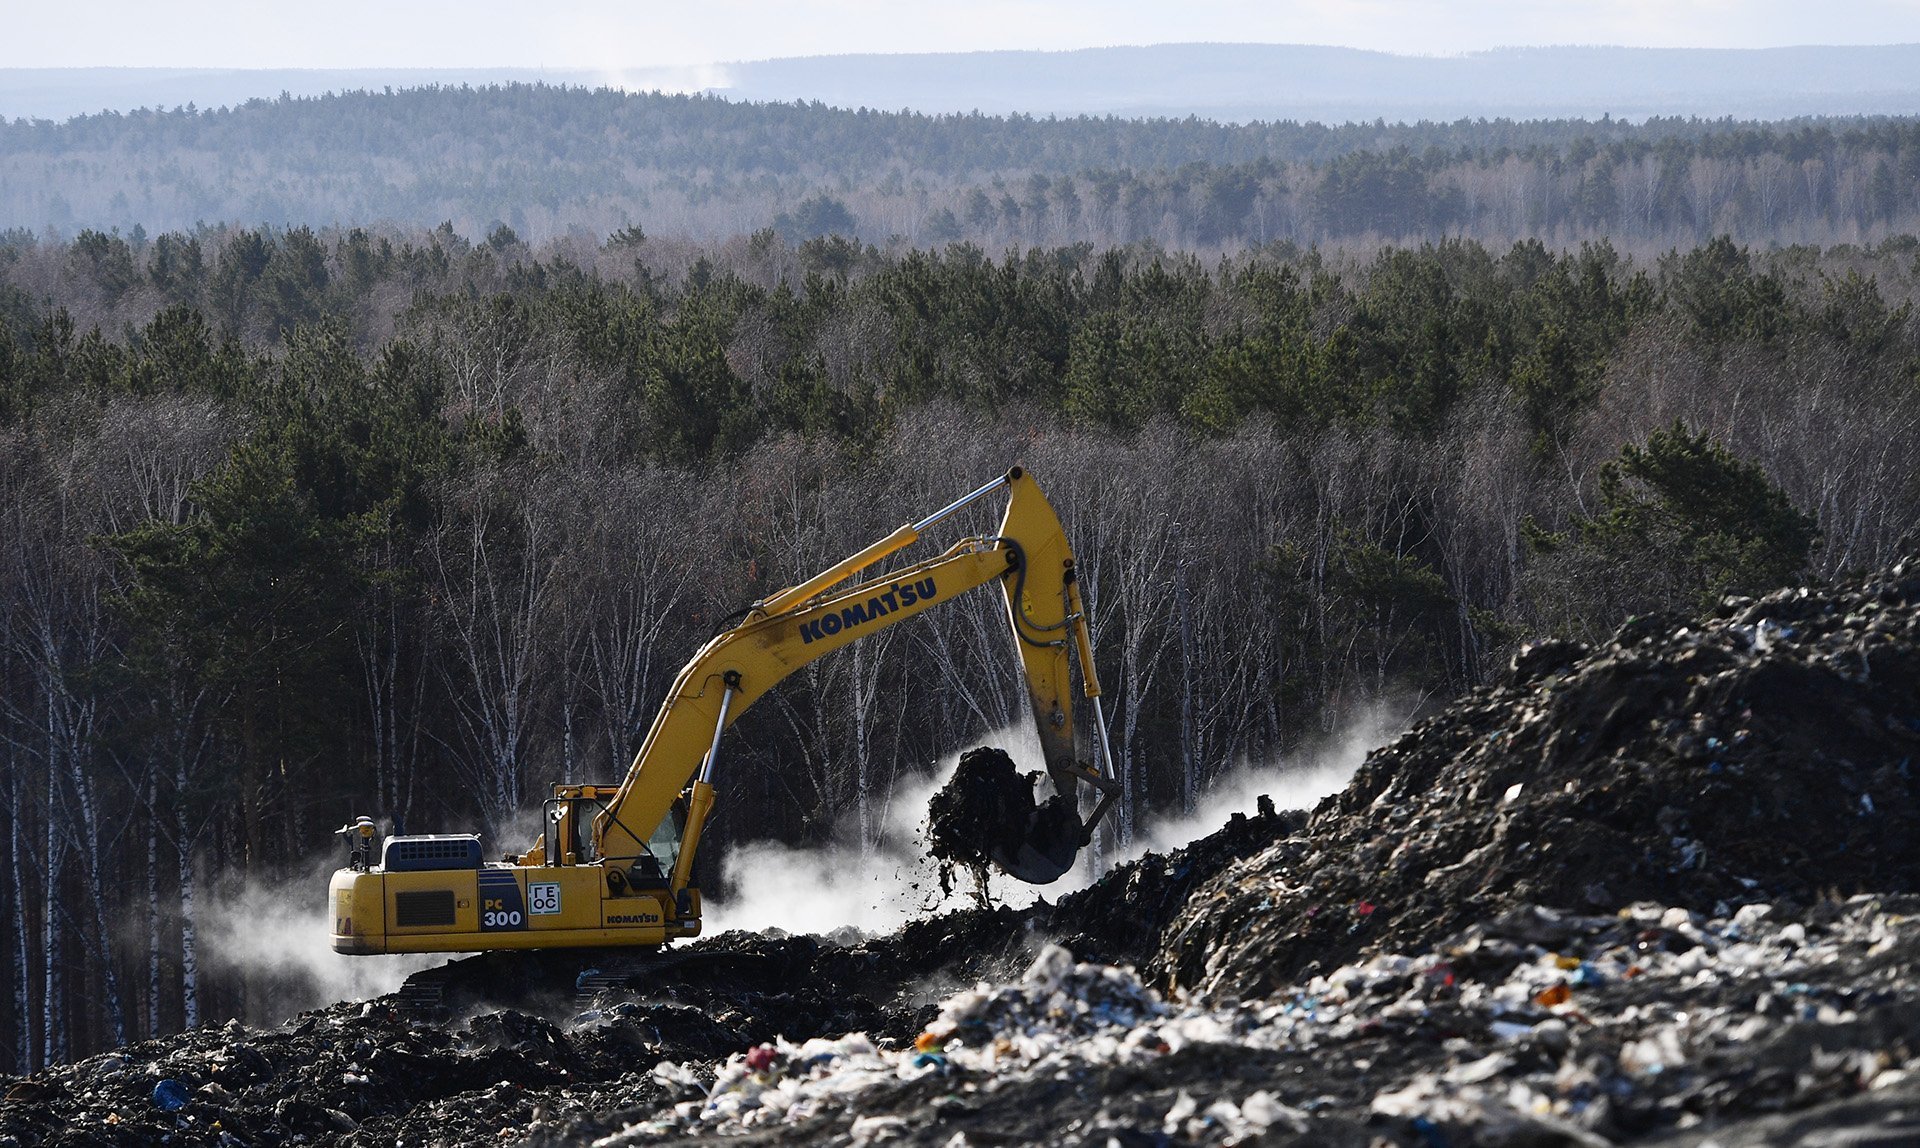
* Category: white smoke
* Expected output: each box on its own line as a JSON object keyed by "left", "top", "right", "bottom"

{"left": 1092, "top": 702, "right": 1410, "bottom": 873}
{"left": 200, "top": 857, "right": 438, "bottom": 1025}
{"left": 490, "top": 803, "right": 550, "bottom": 863}
{"left": 705, "top": 703, "right": 1409, "bottom": 936}
{"left": 703, "top": 722, "right": 1049, "bottom": 935}
{"left": 191, "top": 705, "right": 1407, "bottom": 1023}
{"left": 593, "top": 63, "right": 734, "bottom": 96}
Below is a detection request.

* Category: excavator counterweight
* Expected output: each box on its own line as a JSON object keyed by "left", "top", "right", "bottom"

{"left": 330, "top": 467, "right": 1119, "bottom": 955}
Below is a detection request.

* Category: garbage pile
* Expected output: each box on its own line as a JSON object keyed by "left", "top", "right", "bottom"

{"left": 1161, "top": 563, "right": 1920, "bottom": 1002}
{"left": 582, "top": 943, "right": 1326, "bottom": 1145}
{"left": 569, "top": 893, "right": 1920, "bottom": 1146}
{"left": 21, "top": 889, "right": 1920, "bottom": 1146}
{"left": 1043, "top": 795, "right": 1308, "bottom": 967}
{"left": 0, "top": 1003, "right": 621, "bottom": 1148}
{"left": 6, "top": 561, "right": 1920, "bottom": 1147}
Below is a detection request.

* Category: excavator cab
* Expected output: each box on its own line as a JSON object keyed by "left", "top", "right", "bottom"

{"left": 541, "top": 785, "right": 614, "bottom": 867}
{"left": 544, "top": 785, "right": 686, "bottom": 894}
{"left": 610, "top": 799, "right": 682, "bottom": 893}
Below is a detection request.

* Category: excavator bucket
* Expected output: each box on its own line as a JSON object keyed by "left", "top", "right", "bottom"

{"left": 927, "top": 747, "right": 1087, "bottom": 886}
{"left": 989, "top": 793, "right": 1084, "bottom": 884}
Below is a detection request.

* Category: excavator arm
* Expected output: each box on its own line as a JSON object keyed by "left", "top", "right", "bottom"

{"left": 529, "top": 466, "right": 1118, "bottom": 889}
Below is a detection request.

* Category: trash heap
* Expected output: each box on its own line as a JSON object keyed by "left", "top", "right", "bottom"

{"left": 591, "top": 945, "right": 1185, "bottom": 1142}
{"left": 1160, "top": 564, "right": 1920, "bottom": 1002}
{"left": 6, "top": 561, "right": 1920, "bottom": 1147}
{"left": 0, "top": 1003, "right": 632, "bottom": 1148}
{"left": 1348, "top": 894, "right": 1920, "bottom": 1145}
{"left": 574, "top": 889, "right": 1920, "bottom": 1146}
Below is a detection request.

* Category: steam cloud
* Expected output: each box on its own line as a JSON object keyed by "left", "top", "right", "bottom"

{"left": 1091, "top": 702, "right": 1409, "bottom": 874}
{"left": 706, "top": 703, "right": 1409, "bottom": 936}
{"left": 704, "top": 721, "right": 1051, "bottom": 936}
{"left": 200, "top": 859, "right": 437, "bottom": 1026}
{"left": 594, "top": 63, "right": 734, "bottom": 96}
{"left": 198, "top": 805, "right": 540, "bottom": 1026}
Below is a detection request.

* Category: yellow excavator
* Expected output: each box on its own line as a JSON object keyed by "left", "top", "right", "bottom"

{"left": 331, "top": 467, "right": 1120, "bottom": 955}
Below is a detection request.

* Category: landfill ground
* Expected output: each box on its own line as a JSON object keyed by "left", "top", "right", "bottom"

{"left": 6, "top": 559, "right": 1920, "bottom": 1147}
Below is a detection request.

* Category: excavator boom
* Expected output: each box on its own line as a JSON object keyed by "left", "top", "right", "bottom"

{"left": 330, "top": 467, "right": 1118, "bottom": 955}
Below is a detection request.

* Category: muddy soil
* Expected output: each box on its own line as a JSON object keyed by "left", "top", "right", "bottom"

{"left": 8, "top": 560, "right": 1920, "bottom": 1147}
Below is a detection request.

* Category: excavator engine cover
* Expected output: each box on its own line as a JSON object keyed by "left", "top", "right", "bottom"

{"left": 928, "top": 747, "right": 1084, "bottom": 885}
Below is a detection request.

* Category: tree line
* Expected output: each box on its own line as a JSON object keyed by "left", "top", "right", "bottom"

{"left": 0, "top": 225, "right": 1916, "bottom": 1071}
{"left": 3, "top": 85, "right": 1919, "bottom": 247}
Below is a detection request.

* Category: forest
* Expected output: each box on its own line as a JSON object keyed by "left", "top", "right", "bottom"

{"left": 1, "top": 213, "right": 1917, "bottom": 1073}
{"left": 4, "top": 86, "right": 1920, "bottom": 248}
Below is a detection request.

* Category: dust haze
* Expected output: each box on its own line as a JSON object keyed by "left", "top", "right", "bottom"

{"left": 200, "top": 860, "right": 438, "bottom": 1025}
{"left": 191, "top": 705, "right": 1407, "bottom": 1017}
{"left": 706, "top": 703, "right": 1410, "bottom": 936}
{"left": 704, "top": 722, "right": 1051, "bottom": 936}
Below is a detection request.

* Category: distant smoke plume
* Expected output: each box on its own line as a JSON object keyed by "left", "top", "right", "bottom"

{"left": 595, "top": 63, "right": 733, "bottom": 96}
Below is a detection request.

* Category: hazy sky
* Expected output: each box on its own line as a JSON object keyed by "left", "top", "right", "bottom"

{"left": 9, "top": 0, "right": 1920, "bottom": 70}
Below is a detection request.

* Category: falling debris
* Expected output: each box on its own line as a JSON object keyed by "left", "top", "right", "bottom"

{"left": 6, "top": 560, "right": 1920, "bottom": 1146}
{"left": 925, "top": 746, "right": 1082, "bottom": 894}
{"left": 925, "top": 746, "right": 1026, "bottom": 893}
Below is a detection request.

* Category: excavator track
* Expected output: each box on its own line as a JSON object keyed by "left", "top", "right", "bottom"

{"left": 390, "top": 945, "right": 776, "bottom": 1020}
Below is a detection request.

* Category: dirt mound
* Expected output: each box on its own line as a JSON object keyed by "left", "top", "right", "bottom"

{"left": 1160, "top": 561, "right": 1920, "bottom": 1002}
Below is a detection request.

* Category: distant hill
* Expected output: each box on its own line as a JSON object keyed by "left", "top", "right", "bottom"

{"left": 4, "top": 85, "right": 1919, "bottom": 247}
{"left": 0, "top": 68, "right": 582, "bottom": 122}
{"left": 5, "top": 43, "right": 1920, "bottom": 124}
{"left": 4, "top": 63, "right": 1919, "bottom": 248}
{"left": 715, "top": 43, "right": 1920, "bottom": 122}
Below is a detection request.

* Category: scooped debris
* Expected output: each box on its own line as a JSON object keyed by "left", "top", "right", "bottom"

{"left": 926, "top": 746, "right": 1083, "bottom": 894}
